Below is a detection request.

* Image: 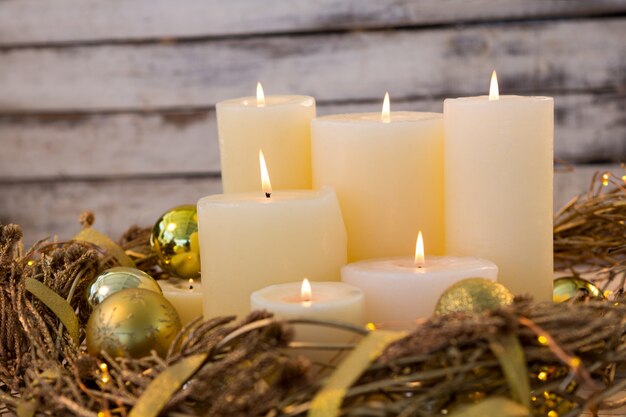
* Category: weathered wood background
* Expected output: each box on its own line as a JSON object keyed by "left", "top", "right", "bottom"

{"left": 0, "top": 0, "right": 625, "bottom": 244}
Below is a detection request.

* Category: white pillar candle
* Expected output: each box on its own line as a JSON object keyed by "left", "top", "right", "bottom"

{"left": 251, "top": 280, "right": 364, "bottom": 355}
{"left": 444, "top": 71, "right": 553, "bottom": 301}
{"left": 197, "top": 178, "right": 347, "bottom": 319}
{"left": 342, "top": 232, "right": 498, "bottom": 325}
{"left": 217, "top": 82, "right": 315, "bottom": 193}
{"left": 312, "top": 94, "right": 444, "bottom": 262}
{"left": 158, "top": 278, "right": 203, "bottom": 326}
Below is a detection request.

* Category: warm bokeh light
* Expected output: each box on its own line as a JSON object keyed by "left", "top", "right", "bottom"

{"left": 382, "top": 92, "right": 391, "bottom": 123}
{"left": 489, "top": 70, "right": 499, "bottom": 101}
{"left": 301, "top": 278, "right": 312, "bottom": 306}
{"left": 259, "top": 149, "right": 272, "bottom": 197}
{"left": 256, "top": 81, "right": 265, "bottom": 107}
{"left": 414, "top": 231, "right": 425, "bottom": 267}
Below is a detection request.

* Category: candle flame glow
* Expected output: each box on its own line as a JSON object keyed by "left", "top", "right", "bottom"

{"left": 489, "top": 70, "right": 499, "bottom": 101}
{"left": 301, "top": 278, "right": 312, "bottom": 307}
{"left": 188, "top": 278, "right": 194, "bottom": 290}
{"left": 414, "top": 231, "right": 425, "bottom": 267}
{"left": 382, "top": 92, "right": 391, "bottom": 123}
{"left": 259, "top": 149, "right": 272, "bottom": 197}
{"left": 256, "top": 82, "right": 265, "bottom": 107}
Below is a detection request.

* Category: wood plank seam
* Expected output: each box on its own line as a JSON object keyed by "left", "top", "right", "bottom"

{"left": 1, "top": 0, "right": 626, "bottom": 47}
{"left": 2, "top": 13, "right": 626, "bottom": 51}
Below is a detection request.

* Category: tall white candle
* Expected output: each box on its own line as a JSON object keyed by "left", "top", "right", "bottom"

{"left": 197, "top": 179, "right": 347, "bottom": 319}
{"left": 251, "top": 280, "right": 364, "bottom": 357}
{"left": 217, "top": 83, "right": 315, "bottom": 193}
{"left": 312, "top": 94, "right": 444, "bottom": 261}
{"left": 342, "top": 232, "right": 498, "bottom": 324}
{"left": 444, "top": 71, "right": 553, "bottom": 301}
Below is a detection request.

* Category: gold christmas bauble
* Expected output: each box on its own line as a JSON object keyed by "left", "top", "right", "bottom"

{"left": 87, "top": 266, "right": 162, "bottom": 307}
{"left": 150, "top": 205, "right": 201, "bottom": 279}
{"left": 553, "top": 277, "right": 604, "bottom": 303}
{"left": 435, "top": 278, "right": 514, "bottom": 316}
{"left": 86, "top": 288, "right": 181, "bottom": 358}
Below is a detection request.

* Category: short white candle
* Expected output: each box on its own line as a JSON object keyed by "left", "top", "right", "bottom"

{"left": 312, "top": 93, "right": 444, "bottom": 261}
{"left": 251, "top": 280, "right": 364, "bottom": 352}
{"left": 444, "top": 71, "right": 553, "bottom": 301}
{"left": 342, "top": 233, "right": 498, "bottom": 325}
{"left": 217, "top": 82, "right": 315, "bottom": 193}
{"left": 198, "top": 153, "right": 347, "bottom": 319}
{"left": 158, "top": 278, "right": 203, "bottom": 326}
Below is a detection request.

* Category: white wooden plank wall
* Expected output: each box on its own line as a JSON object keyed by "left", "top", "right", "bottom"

{"left": 0, "top": 1, "right": 624, "bottom": 244}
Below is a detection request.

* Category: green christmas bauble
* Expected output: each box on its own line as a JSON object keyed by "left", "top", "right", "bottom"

{"left": 150, "top": 205, "right": 201, "bottom": 279}
{"left": 86, "top": 288, "right": 181, "bottom": 358}
{"left": 553, "top": 277, "right": 604, "bottom": 303}
{"left": 435, "top": 278, "right": 514, "bottom": 316}
{"left": 87, "top": 266, "right": 162, "bottom": 307}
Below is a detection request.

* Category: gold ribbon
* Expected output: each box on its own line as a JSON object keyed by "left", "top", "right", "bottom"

{"left": 308, "top": 330, "right": 406, "bottom": 417}
{"left": 129, "top": 353, "right": 208, "bottom": 417}
{"left": 74, "top": 228, "right": 135, "bottom": 267}
{"left": 448, "top": 397, "right": 529, "bottom": 417}
{"left": 16, "top": 400, "right": 37, "bottom": 417}
{"left": 489, "top": 333, "right": 531, "bottom": 408}
{"left": 25, "top": 278, "right": 79, "bottom": 345}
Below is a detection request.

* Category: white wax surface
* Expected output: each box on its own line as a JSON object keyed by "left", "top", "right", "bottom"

{"left": 342, "top": 256, "right": 498, "bottom": 325}
{"left": 158, "top": 279, "right": 203, "bottom": 326}
{"left": 197, "top": 187, "right": 347, "bottom": 319}
{"left": 312, "top": 111, "right": 444, "bottom": 261}
{"left": 444, "top": 95, "right": 553, "bottom": 301}
{"left": 251, "top": 281, "right": 364, "bottom": 359}
{"left": 216, "top": 95, "right": 315, "bottom": 193}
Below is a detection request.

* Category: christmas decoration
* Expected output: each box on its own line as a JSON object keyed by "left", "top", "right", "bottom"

{"left": 434, "top": 277, "right": 514, "bottom": 315}
{"left": 0, "top": 171, "right": 621, "bottom": 417}
{"left": 552, "top": 276, "right": 604, "bottom": 303}
{"left": 86, "top": 266, "right": 162, "bottom": 307}
{"left": 86, "top": 288, "right": 181, "bottom": 358}
{"left": 150, "top": 205, "right": 201, "bottom": 279}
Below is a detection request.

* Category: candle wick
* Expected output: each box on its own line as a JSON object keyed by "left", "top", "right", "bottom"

{"left": 265, "top": 192, "right": 271, "bottom": 198}
{"left": 189, "top": 284, "right": 193, "bottom": 290}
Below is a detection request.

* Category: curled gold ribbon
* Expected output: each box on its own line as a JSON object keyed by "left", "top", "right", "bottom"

{"left": 74, "top": 228, "right": 135, "bottom": 267}
{"left": 25, "top": 278, "right": 79, "bottom": 345}
{"left": 309, "top": 330, "right": 406, "bottom": 417}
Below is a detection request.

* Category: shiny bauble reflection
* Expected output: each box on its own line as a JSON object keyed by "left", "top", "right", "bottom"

{"left": 87, "top": 266, "right": 162, "bottom": 307}
{"left": 150, "top": 205, "right": 201, "bottom": 279}
{"left": 553, "top": 277, "right": 604, "bottom": 303}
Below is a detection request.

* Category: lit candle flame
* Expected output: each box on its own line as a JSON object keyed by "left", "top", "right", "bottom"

{"left": 256, "top": 82, "right": 265, "bottom": 107}
{"left": 188, "top": 278, "right": 194, "bottom": 290}
{"left": 489, "top": 70, "right": 499, "bottom": 101}
{"left": 259, "top": 149, "right": 272, "bottom": 198}
{"left": 301, "top": 278, "right": 312, "bottom": 307}
{"left": 414, "top": 231, "right": 425, "bottom": 267}
{"left": 382, "top": 92, "right": 391, "bottom": 123}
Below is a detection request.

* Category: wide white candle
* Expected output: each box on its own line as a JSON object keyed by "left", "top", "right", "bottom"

{"left": 197, "top": 181, "right": 347, "bottom": 319}
{"left": 444, "top": 72, "right": 553, "bottom": 301}
{"left": 217, "top": 83, "right": 315, "bottom": 193}
{"left": 343, "top": 257, "right": 498, "bottom": 324}
{"left": 342, "top": 232, "right": 498, "bottom": 324}
{"left": 251, "top": 280, "right": 364, "bottom": 356}
{"left": 158, "top": 278, "right": 203, "bottom": 326}
{"left": 312, "top": 94, "right": 444, "bottom": 261}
